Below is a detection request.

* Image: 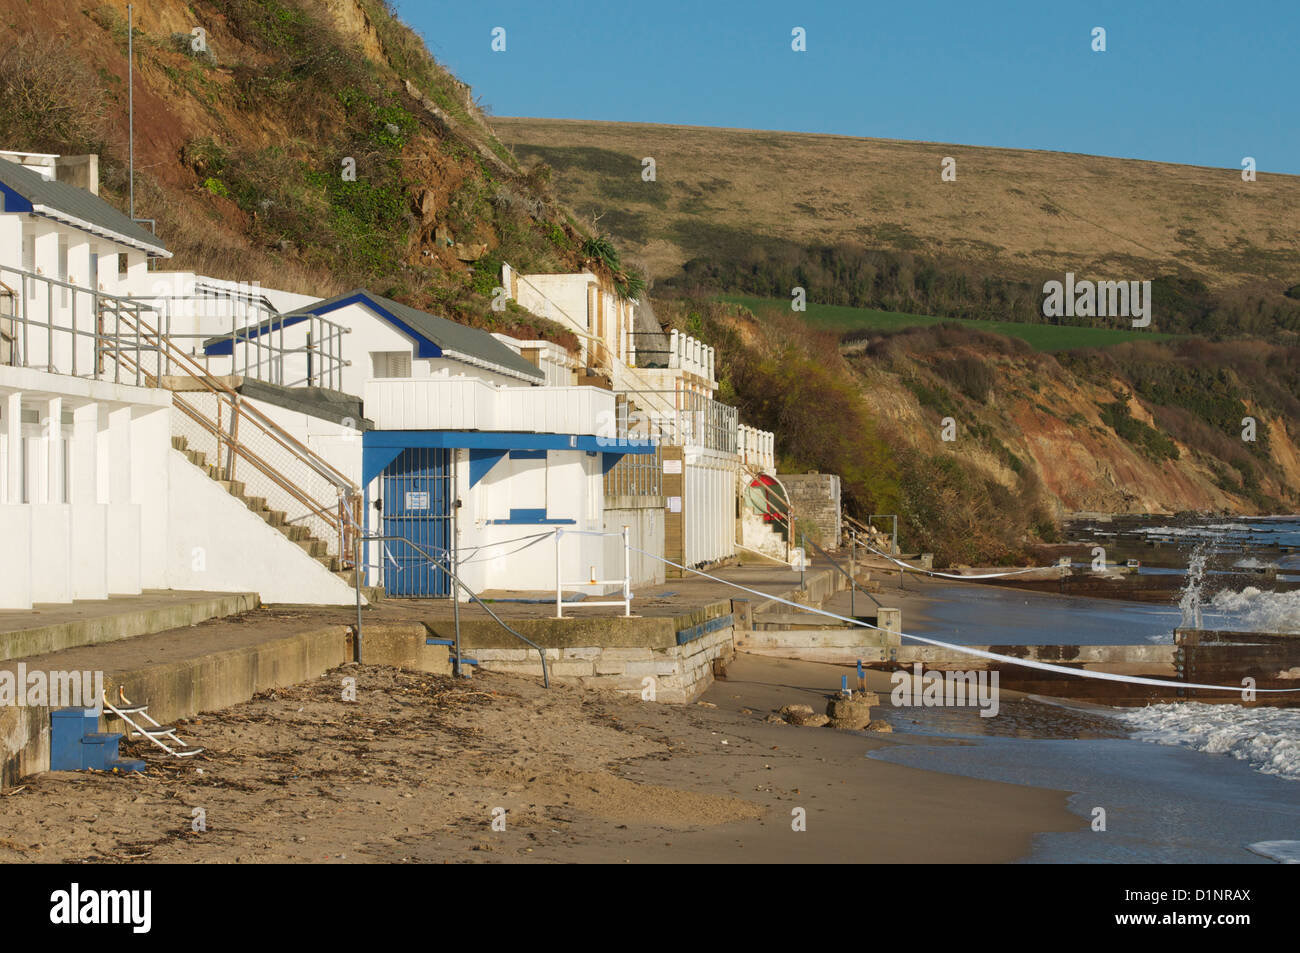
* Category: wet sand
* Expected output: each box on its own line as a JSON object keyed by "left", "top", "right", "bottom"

{"left": 0, "top": 654, "right": 1080, "bottom": 863}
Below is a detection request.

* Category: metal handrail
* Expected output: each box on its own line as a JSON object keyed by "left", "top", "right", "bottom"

{"left": 1, "top": 265, "right": 357, "bottom": 555}
{"left": 802, "top": 531, "right": 882, "bottom": 611}
{"left": 108, "top": 317, "right": 359, "bottom": 558}
{"left": 108, "top": 304, "right": 356, "bottom": 492}
{"left": 364, "top": 533, "right": 551, "bottom": 688}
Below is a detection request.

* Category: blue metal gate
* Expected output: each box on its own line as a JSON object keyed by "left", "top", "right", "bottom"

{"left": 380, "top": 448, "right": 453, "bottom": 597}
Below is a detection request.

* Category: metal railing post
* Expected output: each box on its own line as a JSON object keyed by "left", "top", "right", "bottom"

{"left": 800, "top": 532, "right": 807, "bottom": 588}
{"left": 849, "top": 529, "right": 857, "bottom": 618}
{"left": 554, "top": 527, "right": 563, "bottom": 619}
{"left": 623, "top": 524, "right": 631, "bottom": 617}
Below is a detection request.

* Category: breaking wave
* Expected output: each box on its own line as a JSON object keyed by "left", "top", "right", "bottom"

{"left": 1248, "top": 841, "right": 1300, "bottom": 864}
{"left": 1119, "top": 703, "right": 1300, "bottom": 781}
{"left": 1208, "top": 587, "right": 1300, "bottom": 634}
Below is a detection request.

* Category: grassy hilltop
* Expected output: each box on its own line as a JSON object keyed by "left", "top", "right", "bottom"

{"left": 497, "top": 117, "right": 1300, "bottom": 338}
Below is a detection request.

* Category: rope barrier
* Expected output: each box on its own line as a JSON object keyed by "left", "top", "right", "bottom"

{"left": 859, "top": 541, "right": 1055, "bottom": 579}
{"left": 630, "top": 546, "right": 1300, "bottom": 695}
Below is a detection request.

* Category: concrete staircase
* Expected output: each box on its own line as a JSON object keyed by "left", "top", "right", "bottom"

{"left": 170, "top": 435, "right": 381, "bottom": 601}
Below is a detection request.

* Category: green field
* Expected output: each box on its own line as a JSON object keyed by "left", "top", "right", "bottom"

{"left": 720, "top": 295, "right": 1182, "bottom": 352}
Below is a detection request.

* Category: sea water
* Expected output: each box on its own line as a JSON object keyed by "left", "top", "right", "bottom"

{"left": 878, "top": 516, "right": 1300, "bottom": 862}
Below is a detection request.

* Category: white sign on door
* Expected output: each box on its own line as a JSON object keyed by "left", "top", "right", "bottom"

{"left": 405, "top": 491, "right": 430, "bottom": 510}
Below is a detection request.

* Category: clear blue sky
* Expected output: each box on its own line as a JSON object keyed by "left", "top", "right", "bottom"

{"left": 393, "top": 0, "right": 1295, "bottom": 175}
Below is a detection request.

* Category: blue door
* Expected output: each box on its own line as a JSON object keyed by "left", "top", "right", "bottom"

{"left": 380, "top": 448, "right": 453, "bottom": 597}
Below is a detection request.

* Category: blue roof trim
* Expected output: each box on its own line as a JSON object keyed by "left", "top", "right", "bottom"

{"left": 0, "top": 181, "right": 33, "bottom": 213}
{"left": 468, "top": 448, "right": 507, "bottom": 488}
{"left": 203, "top": 313, "right": 313, "bottom": 356}
{"left": 296, "top": 292, "right": 443, "bottom": 359}
{"left": 361, "top": 444, "right": 406, "bottom": 486}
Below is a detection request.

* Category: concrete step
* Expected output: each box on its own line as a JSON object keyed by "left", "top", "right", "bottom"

{"left": 171, "top": 436, "right": 188, "bottom": 451}
{"left": 297, "top": 538, "right": 328, "bottom": 558}
{"left": 0, "top": 590, "right": 260, "bottom": 663}
{"left": 172, "top": 443, "right": 342, "bottom": 579}
{"left": 332, "top": 571, "right": 384, "bottom": 603}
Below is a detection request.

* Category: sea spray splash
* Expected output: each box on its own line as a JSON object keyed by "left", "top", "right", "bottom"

{"left": 1179, "top": 539, "right": 1215, "bottom": 629}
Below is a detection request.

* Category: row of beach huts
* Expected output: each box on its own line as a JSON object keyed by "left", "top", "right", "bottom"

{"left": 0, "top": 147, "right": 835, "bottom": 613}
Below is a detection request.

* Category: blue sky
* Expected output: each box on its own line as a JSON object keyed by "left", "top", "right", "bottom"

{"left": 393, "top": 0, "right": 1295, "bottom": 175}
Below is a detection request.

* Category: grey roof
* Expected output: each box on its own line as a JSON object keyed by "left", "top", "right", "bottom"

{"left": 282, "top": 289, "right": 545, "bottom": 384}
{"left": 0, "top": 157, "right": 169, "bottom": 255}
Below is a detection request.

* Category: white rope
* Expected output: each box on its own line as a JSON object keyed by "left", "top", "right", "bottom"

{"left": 459, "top": 530, "right": 555, "bottom": 565}
{"left": 631, "top": 546, "right": 1300, "bottom": 695}
{"left": 859, "top": 541, "right": 1054, "bottom": 579}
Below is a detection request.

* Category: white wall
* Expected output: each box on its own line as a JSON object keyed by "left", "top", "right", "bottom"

{"left": 451, "top": 449, "right": 607, "bottom": 595}
{"left": 684, "top": 447, "right": 738, "bottom": 567}
{"left": 604, "top": 500, "right": 666, "bottom": 589}
{"left": 165, "top": 449, "right": 361, "bottom": 605}
{"left": 365, "top": 377, "right": 613, "bottom": 436}
{"left": 0, "top": 365, "right": 167, "bottom": 608}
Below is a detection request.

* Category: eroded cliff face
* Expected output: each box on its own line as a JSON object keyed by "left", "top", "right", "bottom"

{"left": 847, "top": 341, "right": 1300, "bottom": 517}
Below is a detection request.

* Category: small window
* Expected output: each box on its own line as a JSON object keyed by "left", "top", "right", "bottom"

{"left": 371, "top": 351, "right": 411, "bottom": 378}
{"left": 373, "top": 351, "right": 412, "bottom": 378}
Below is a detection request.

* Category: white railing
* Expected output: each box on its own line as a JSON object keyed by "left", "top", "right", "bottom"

{"left": 0, "top": 265, "right": 360, "bottom": 559}
{"left": 555, "top": 527, "right": 631, "bottom": 618}
{"left": 666, "top": 328, "right": 715, "bottom": 381}
{"left": 738, "top": 425, "right": 776, "bottom": 472}
{"left": 365, "top": 376, "right": 620, "bottom": 438}
{"left": 503, "top": 267, "right": 738, "bottom": 455}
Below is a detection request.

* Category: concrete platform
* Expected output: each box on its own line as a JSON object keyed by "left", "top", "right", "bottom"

{"left": 0, "top": 562, "right": 862, "bottom": 788}
{"left": 0, "top": 590, "right": 260, "bottom": 662}
{"left": 0, "top": 606, "right": 448, "bottom": 788}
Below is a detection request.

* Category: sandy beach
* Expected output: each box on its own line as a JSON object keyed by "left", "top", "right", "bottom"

{"left": 0, "top": 652, "right": 1079, "bottom": 863}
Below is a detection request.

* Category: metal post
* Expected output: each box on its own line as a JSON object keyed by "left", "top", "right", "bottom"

{"left": 451, "top": 457, "right": 462, "bottom": 677}
{"left": 91, "top": 291, "right": 99, "bottom": 379}
{"left": 128, "top": 4, "right": 134, "bottom": 220}
{"left": 554, "top": 527, "right": 563, "bottom": 619}
{"left": 622, "top": 524, "right": 631, "bottom": 617}
{"left": 849, "top": 529, "right": 856, "bottom": 618}
{"left": 800, "top": 532, "right": 806, "bottom": 589}
{"left": 352, "top": 498, "right": 363, "bottom": 663}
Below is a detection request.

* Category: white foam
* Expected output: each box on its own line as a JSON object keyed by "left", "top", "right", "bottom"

{"left": 1119, "top": 703, "right": 1300, "bottom": 781}
{"left": 1248, "top": 841, "right": 1300, "bottom": 864}
{"left": 1209, "top": 587, "right": 1300, "bottom": 634}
